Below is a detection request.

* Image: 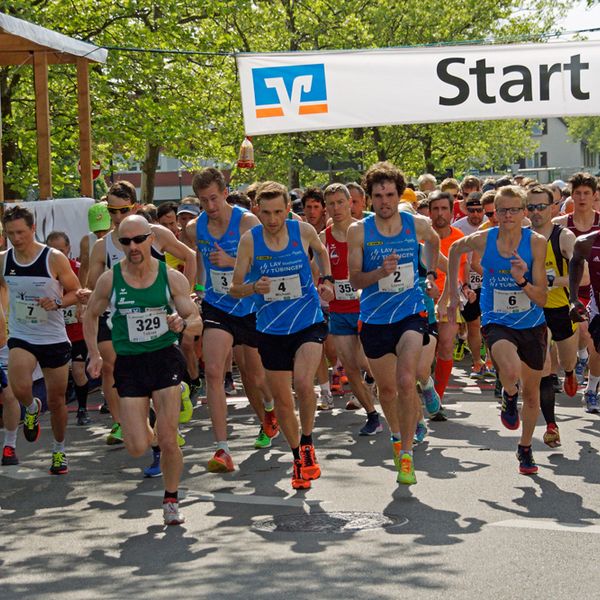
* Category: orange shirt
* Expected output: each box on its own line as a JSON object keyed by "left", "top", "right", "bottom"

{"left": 437, "top": 226, "right": 466, "bottom": 294}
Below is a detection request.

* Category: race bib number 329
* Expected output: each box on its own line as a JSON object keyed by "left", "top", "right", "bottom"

{"left": 126, "top": 308, "right": 168, "bottom": 343}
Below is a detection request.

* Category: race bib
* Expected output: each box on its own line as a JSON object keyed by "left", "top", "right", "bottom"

{"left": 378, "top": 263, "right": 414, "bottom": 293}
{"left": 63, "top": 305, "right": 78, "bottom": 325}
{"left": 126, "top": 308, "right": 168, "bottom": 343}
{"left": 469, "top": 271, "right": 482, "bottom": 290}
{"left": 210, "top": 269, "right": 233, "bottom": 295}
{"left": 15, "top": 300, "right": 48, "bottom": 324}
{"left": 493, "top": 290, "right": 530, "bottom": 313}
{"left": 334, "top": 279, "right": 359, "bottom": 301}
{"left": 264, "top": 275, "right": 302, "bottom": 302}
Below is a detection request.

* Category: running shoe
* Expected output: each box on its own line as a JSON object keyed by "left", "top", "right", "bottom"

{"left": 543, "top": 423, "right": 561, "bottom": 448}
{"left": 144, "top": 452, "right": 162, "bottom": 478}
{"left": 584, "top": 390, "right": 600, "bottom": 414}
{"left": 1, "top": 445, "right": 18, "bottom": 466}
{"left": 207, "top": 449, "right": 235, "bottom": 473}
{"left": 551, "top": 373, "right": 562, "bottom": 394}
{"left": 23, "top": 397, "right": 42, "bottom": 443}
{"left": 470, "top": 363, "right": 485, "bottom": 379}
{"left": 563, "top": 372, "right": 578, "bottom": 398}
{"left": 575, "top": 356, "right": 589, "bottom": 384}
{"left": 49, "top": 451, "right": 68, "bottom": 475}
{"left": 337, "top": 366, "right": 349, "bottom": 386}
{"left": 177, "top": 431, "right": 186, "bottom": 447}
{"left": 106, "top": 422, "right": 123, "bottom": 445}
{"left": 224, "top": 375, "right": 236, "bottom": 396}
{"left": 345, "top": 396, "right": 361, "bottom": 410}
{"left": 254, "top": 427, "right": 272, "bottom": 449}
{"left": 292, "top": 459, "right": 311, "bottom": 489}
{"left": 263, "top": 409, "right": 279, "bottom": 439}
{"left": 429, "top": 406, "right": 448, "bottom": 422}
{"left": 317, "top": 391, "right": 334, "bottom": 411}
{"left": 494, "top": 379, "right": 503, "bottom": 399}
{"left": 480, "top": 341, "right": 487, "bottom": 361}
{"left": 99, "top": 400, "right": 110, "bottom": 414}
{"left": 397, "top": 452, "right": 417, "bottom": 485}
{"left": 391, "top": 438, "right": 401, "bottom": 470}
{"left": 484, "top": 363, "right": 497, "bottom": 380}
{"left": 179, "top": 382, "right": 193, "bottom": 424}
{"left": 453, "top": 338, "right": 466, "bottom": 361}
{"left": 163, "top": 501, "right": 185, "bottom": 525}
{"left": 421, "top": 383, "right": 441, "bottom": 416}
{"left": 76, "top": 408, "right": 91, "bottom": 426}
{"left": 517, "top": 445, "right": 538, "bottom": 475}
{"left": 359, "top": 412, "right": 383, "bottom": 436}
{"left": 413, "top": 421, "right": 427, "bottom": 444}
{"left": 330, "top": 371, "right": 343, "bottom": 395}
{"left": 300, "top": 444, "right": 321, "bottom": 480}
{"left": 500, "top": 390, "right": 520, "bottom": 430}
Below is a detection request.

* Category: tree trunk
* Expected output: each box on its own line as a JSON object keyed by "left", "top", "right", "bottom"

{"left": 140, "top": 142, "right": 161, "bottom": 203}
{"left": 371, "top": 127, "right": 387, "bottom": 162}
{"left": 288, "top": 164, "right": 300, "bottom": 190}
{"left": 1, "top": 67, "right": 22, "bottom": 200}
{"left": 422, "top": 134, "right": 435, "bottom": 174}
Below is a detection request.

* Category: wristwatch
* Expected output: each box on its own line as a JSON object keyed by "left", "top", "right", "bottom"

{"left": 516, "top": 277, "right": 529, "bottom": 288}
{"left": 321, "top": 275, "right": 335, "bottom": 284}
{"left": 426, "top": 270, "right": 438, "bottom": 280}
{"left": 547, "top": 274, "right": 555, "bottom": 288}
{"left": 55, "top": 298, "right": 63, "bottom": 308}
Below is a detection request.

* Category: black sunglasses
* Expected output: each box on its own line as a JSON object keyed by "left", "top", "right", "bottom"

{"left": 526, "top": 203, "right": 550, "bottom": 212}
{"left": 467, "top": 207, "right": 483, "bottom": 213}
{"left": 118, "top": 233, "right": 151, "bottom": 246}
{"left": 484, "top": 211, "right": 495, "bottom": 218}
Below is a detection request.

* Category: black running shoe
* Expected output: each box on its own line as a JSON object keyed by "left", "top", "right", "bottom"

{"left": 2, "top": 445, "right": 18, "bottom": 466}
{"left": 23, "top": 398, "right": 42, "bottom": 442}
{"left": 49, "top": 451, "right": 68, "bottom": 475}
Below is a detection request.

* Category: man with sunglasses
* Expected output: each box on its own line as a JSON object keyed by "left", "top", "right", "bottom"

{"left": 527, "top": 185, "right": 577, "bottom": 449}
{"left": 84, "top": 215, "right": 202, "bottom": 525}
{"left": 442, "top": 185, "right": 547, "bottom": 475}
{"left": 86, "top": 181, "right": 195, "bottom": 445}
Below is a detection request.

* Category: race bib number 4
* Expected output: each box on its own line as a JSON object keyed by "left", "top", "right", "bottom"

{"left": 493, "top": 290, "right": 530, "bottom": 313}
{"left": 264, "top": 275, "right": 302, "bottom": 302}
{"left": 334, "top": 279, "right": 358, "bottom": 301}
{"left": 126, "top": 308, "right": 168, "bottom": 343}
{"left": 210, "top": 269, "right": 233, "bottom": 295}
{"left": 15, "top": 301, "right": 48, "bottom": 324}
{"left": 378, "top": 263, "right": 414, "bottom": 293}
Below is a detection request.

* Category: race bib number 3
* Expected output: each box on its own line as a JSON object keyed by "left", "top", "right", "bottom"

{"left": 378, "top": 263, "right": 414, "bottom": 293}
{"left": 126, "top": 308, "right": 168, "bottom": 343}
{"left": 210, "top": 269, "right": 233, "bottom": 295}
{"left": 334, "top": 279, "right": 358, "bottom": 301}
{"left": 15, "top": 301, "right": 48, "bottom": 324}
{"left": 264, "top": 275, "right": 302, "bottom": 302}
{"left": 493, "top": 290, "right": 530, "bottom": 314}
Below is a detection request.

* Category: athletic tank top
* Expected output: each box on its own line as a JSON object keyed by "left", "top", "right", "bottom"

{"left": 325, "top": 226, "right": 360, "bottom": 314}
{"left": 87, "top": 232, "right": 98, "bottom": 259}
{"left": 196, "top": 205, "right": 255, "bottom": 316}
{"left": 249, "top": 220, "right": 323, "bottom": 335}
{"left": 418, "top": 244, "right": 436, "bottom": 325}
{"left": 588, "top": 233, "right": 600, "bottom": 312}
{"left": 359, "top": 212, "right": 425, "bottom": 325}
{"left": 544, "top": 225, "right": 569, "bottom": 309}
{"left": 4, "top": 246, "right": 68, "bottom": 344}
{"left": 566, "top": 212, "right": 600, "bottom": 300}
{"left": 105, "top": 231, "right": 165, "bottom": 268}
{"left": 110, "top": 260, "right": 177, "bottom": 355}
{"left": 480, "top": 227, "right": 545, "bottom": 329}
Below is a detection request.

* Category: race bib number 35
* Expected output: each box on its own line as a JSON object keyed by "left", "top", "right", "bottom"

{"left": 210, "top": 269, "right": 233, "bottom": 295}
{"left": 126, "top": 308, "right": 168, "bottom": 343}
{"left": 378, "top": 263, "right": 414, "bottom": 293}
{"left": 264, "top": 275, "right": 302, "bottom": 302}
{"left": 15, "top": 301, "right": 48, "bottom": 324}
{"left": 334, "top": 279, "right": 358, "bottom": 301}
{"left": 493, "top": 290, "right": 530, "bottom": 314}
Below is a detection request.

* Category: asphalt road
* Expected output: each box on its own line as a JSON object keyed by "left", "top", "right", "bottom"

{"left": 2, "top": 362, "right": 600, "bottom": 599}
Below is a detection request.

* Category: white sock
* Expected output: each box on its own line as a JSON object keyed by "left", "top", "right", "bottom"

{"left": 586, "top": 375, "right": 600, "bottom": 393}
{"left": 263, "top": 399, "right": 274, "bottom": 411}
{"left": 216, "top": 441, "right": 229, "bottom": 453}
{"left": 422, "top": 376, "right": 434, "bottom": 391}
{"left": 3, "top": 428, "right": 17, "bottom": 448}
{"left": 320, "top": 382, "right": 330, "bottom": 394}
{"left": 579, "top": 348, "right": 589, "bottom": 360}
{"left": 53, "top": 439, "right": 65, "bottom": 453}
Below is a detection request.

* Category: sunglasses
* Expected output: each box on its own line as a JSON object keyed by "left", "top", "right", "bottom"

{"left": 484, "top": 211, "right": 495, "bottom": 218}
{"left": 497, "top": 207, "right": 523, "bottom": 216}
{"left": 526, "top": 203, "right": 550, "bottom": 212}
{"left": 467, "top": 207, "right": 483, "bottom": 213}
{"left": 118, "top": 233, "right": 151, "bottom": 246}
{"left": 108, "top": 205, "right": 135, "bottom": 215}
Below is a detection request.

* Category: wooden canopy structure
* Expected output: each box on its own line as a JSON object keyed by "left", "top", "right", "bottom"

{"left": 0, "top": 13, "right": 107, "bottom": 201}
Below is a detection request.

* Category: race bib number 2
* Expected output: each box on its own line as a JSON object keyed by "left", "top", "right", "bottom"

{"left": 378, "top": 263, "right": 414, "bottom": 293}
{"left": 126, "top": 308, "right": 168, "bottom": 343}
{"left": 493, "top": 290, "right": 530, "bottom": 314}
{"left": 264, "top": 275, "right": 302, "bottom": 302}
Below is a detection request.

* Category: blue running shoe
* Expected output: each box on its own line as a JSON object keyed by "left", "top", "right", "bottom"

{"left": 584, "top": 390, "right": 600, "bottom": 414}
{"left": 500, "top": 389, "right": 520, "bottom": 430}
{"left": 413, "top": 421, "right": 427, "bottom": 444}
{"left": 143, "top": 451, "right": 162, "bottom": 478}
{"left": 575, "top": 357, "right": 589, "bottom": 384}
{"left": 421, "top": 379, "right": 441, "bottom": 416}
{"left": 359, "top": 412, "right": 383, "bottom": 436}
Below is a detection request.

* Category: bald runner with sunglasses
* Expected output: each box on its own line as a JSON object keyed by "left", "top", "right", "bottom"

{"left": 84, "top": 215, "right": 202, "bottom": 525}
{"left": 84, "top": 181, "right": 196, "bottom": 445}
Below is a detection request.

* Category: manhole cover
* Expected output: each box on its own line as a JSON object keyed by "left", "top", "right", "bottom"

{"left": 253, "top": 511, "right": 407, "bottom": 533}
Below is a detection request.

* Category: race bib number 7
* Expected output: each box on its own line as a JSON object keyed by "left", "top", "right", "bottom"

{"left": 15, "top": 301, "right": 48, "bottom": 324}
{"left": 264, "top": 275, "right": 302, "bottom": 302}
{"left": 493, "top": 290, "right": 530, "bottom": 313}
{"left": 126, "top": 308, "right": 168, "bottom": 343}
{"left": 378, "top": 263, "right": 414, "bottom": 293}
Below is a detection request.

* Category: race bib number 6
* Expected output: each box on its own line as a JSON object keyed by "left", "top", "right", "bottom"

{"left": 493, "top": 290, "right": 530, "bottom": 313}
{"left": 264, "top": 275, "right": 302, "bottom": 302}
{"left": 126, "top": 308, "right": 168, "bottom": 343}
{"left": 378, "top": 263, "right": 414, "bottom": 293}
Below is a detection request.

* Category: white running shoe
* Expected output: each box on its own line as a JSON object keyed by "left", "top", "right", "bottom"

{"left": 163, "top": 501, "right": 185, "bottom": 525}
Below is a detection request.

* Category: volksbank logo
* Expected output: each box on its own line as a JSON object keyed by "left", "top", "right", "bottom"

{"left": 252, "top": 64, "right": 328, "bottom": 118}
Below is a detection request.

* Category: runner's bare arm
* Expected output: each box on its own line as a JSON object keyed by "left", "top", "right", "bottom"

{"left": 304, "top": 222, "right": 332, "bottom": 278}
{"left": 167, "top": 269, "right": 203, "bottom": 336}
{"left": 230, "top": 231, "right": 260, "bottom": 298}
{"left": 43, "top": 250, "right": 81, "bottom": 309}
{"left": 87, "top": 237, "right": 107, "bottom": 290}
{"left": 78, "top": 234, "right": 90, "bottom": 287}
{"left": 82, "top": 271, "right": 113, "bottom": 375}
{"left": 445, "top": 231, "right": 487, "bottom": 302}
{"left": 348, "top": 222, "right": 388, "bottom": 290}
{"left": 517, "top": 233, "right": 547, "bottom": 307}
{"left": 154, "top": 225, "right": 196, "bottom": 287}
{"left": 555, "top": 227, "right": 576, "bottom": 289}
{"left": 569, "top": 232, "right": 596, "bottom": 309}
{"left": 415, "top": 216, "right": 440, "bottom": 274}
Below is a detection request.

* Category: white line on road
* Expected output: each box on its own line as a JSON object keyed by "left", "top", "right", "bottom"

{"left": 0, "top": 466, "right": 48, "bottom": 480}
{"left": 490, "top": 519, "right": 600, "bottom": 534}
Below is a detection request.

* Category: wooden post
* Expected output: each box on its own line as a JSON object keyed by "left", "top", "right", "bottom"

{"left": 33, "top": 52, "right": 52, "bottom": 199}
{"left": 77, "top": 58, "right": 93, "bottom": 198}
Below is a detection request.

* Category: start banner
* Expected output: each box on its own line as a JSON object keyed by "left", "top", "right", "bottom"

{"left": 237, "top": 41, "right": 600, "bottom": 136}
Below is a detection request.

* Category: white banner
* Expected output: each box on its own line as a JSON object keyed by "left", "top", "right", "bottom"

{"left": 237, "top": 41, "right": 600, "bottom": 135}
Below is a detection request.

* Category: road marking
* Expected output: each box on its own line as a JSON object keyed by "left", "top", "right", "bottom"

{"left": 0, "top": 466, "right": 48, "bottom": 480}
{"left": 490, "top": 519, "right": 600, "bottom": 534}
{"left": 462, "top": 387, "right": 482, "bottom": 395}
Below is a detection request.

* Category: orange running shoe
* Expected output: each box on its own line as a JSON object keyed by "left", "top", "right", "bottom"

{"left": 300, "top": 444, "right": 321, "bottom": 480}
{"left": 330, "top": 371, "right": 343, "bottom": 395}
{"left": 263, "top": 409, "right": 279, "bottom": 439}
{"left": 207, "top": 449, "right": 235, "bottom": 473}
{"left": 337, "top": 366, "right": 349, "bottom": 386}
{"left": 563, "top": 372, "right": 578, "bottom": 397}
{"left": 292, "top": 459, "right": 311, "bottom": 489}
{"left": 543, "top": 423, "right": 561, "bottom": 448}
